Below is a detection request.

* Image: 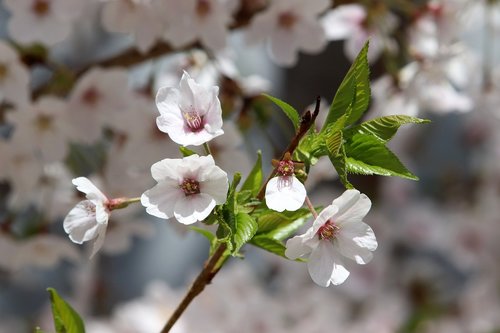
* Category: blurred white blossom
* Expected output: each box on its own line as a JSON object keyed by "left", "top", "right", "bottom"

{"left": 246, "top": 0, "right": 329, "bottom": 66}
{"left": 4, "top": 0, "right": 85, "bottom": 45}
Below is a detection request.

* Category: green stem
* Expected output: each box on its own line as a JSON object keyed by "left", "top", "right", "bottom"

{"left": 203, "top": 142, "right": 213, "bottom": 156}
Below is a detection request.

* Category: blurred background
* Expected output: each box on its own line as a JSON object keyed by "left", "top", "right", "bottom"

{"left": 1, "top": 0, "right": 500, "bottom": 332}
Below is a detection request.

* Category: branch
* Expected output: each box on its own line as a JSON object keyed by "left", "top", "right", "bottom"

{"left": 160, "top": 243, "right": 227, "bottom": 333}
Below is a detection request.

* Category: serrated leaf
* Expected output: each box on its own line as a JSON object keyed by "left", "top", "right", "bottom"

{"left": 256, "top": 209, "right": 311, "bottom": 234}
{"left": 328, "top": 144, "right": 354, "bottom": 189}
{"left": 263, "top": 93, "right": 300, "bottom": 130}
{"left": 47, "top": 288, "right": 85, "bottom": 333}
{"left": 345, "top": 133, "right": 418, "bottom": 180}
{"left": 345, "top": 115, "right": 430, "bottom": 143}
{"left": 250, "top": 236, "right": 287, "bottom": 258}
{"left": 232, "top": 212, "right": 258, "bottom": 253}
{"left": 179, "top": 146, "right": 196, "bottom": 157}
{"left": 323, "top": 114, "right": 347, "bottom": 157}
{"left": 322, "top": 42, "right": 370, "bottom": 130}
{"left": 240, "top": 151, "right": 263, "bottom": 196}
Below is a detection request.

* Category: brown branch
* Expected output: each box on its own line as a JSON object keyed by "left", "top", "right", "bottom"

{"left": 161, "top": 243, "right": 227, "bottom": 333}
{"left": 256, "top": 96, "right": 321, "bottom": 200}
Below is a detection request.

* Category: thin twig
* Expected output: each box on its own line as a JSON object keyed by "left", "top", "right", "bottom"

{"left": 160, "top": 243, "right": 227, "bottom": 333}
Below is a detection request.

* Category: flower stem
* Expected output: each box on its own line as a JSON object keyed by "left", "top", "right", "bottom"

{"left": 160, "top": 243, "right": 227, "bottom": 333}
{"left": 203, "top": 142, "right": 213, "bottom": 156}
{"left": 125, "top": 197, "right": 141, "bottom": 204}
{"left": 305, "top": 196, "right": 319, "bottom": 219}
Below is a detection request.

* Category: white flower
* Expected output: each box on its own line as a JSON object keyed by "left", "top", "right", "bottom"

{"left": 246, "top": 0, "right": 329, "bottom": 66}
{"left": 285, "top": 189, "right": 377, "bottom": 287}
{"left": 68, "top": 67, "right": 131, "bottom": 143}
{"left": 265, "top": 153, "right": 306, "bottom": 212}
{"left": 101, "top": 0, "right": 164, "bottom": 53}
{"left": 63, "top": 177, "right": 111, "bottom": 258}
{"left": 141, "top": 154, "right": 229, "bottom": 224}
{"left": 322, "top": 4, "right": 398, "bottom": 62}
{"left": 0, "top": 41, "right": 30, "bottom": 107}
{"left": 7, "top": 97, "right": 72, "bottom": 163}
{"left": 162, "top": 0, "right": 232, "bottom": 52}
{"left": 4, "top": 0, "right": 84, "bottom": 45}
{"left": 155, "top": 71, "right": 224, "bottom": 146}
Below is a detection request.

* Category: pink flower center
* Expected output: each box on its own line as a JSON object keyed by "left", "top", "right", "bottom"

{"left": 180, "top": 178, "right": 201, "bottom": 196}
{"left": 196, "top": 0, "right": 211, "bottom": 18}
{"left": 317, "top": 220, "right": 340, "bottom": 240}
{"left": 32, "top": 0, "right": 50, "bottom": 17}
{"left": 182, "top": 109, "right": 204, "bottom": 132}
{"left": 81, "top": 87, "right": 101, "bottom": 107}
{"left": 278, "top": 11, "right": 297, "bottom": 30}
{"left": 277, "top": 160, "right": 294, "bottom": 177}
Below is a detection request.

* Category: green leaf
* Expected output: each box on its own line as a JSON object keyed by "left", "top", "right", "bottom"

{"left": 266, "top": 217, "right": 309, "bottom": 241}
{"left": 263, "top": 93, "right": 300, "bottom": 130}
{"left": 232, "top": 212, "right": 258, "bottom": 253}
{"left": 345, "top": 115, "right": 430, "bottom": 143}
{"left": 323, "top": 114, "right": 347, "bottom": 157}
{"left": 179, "top": 146, "right": 196, "bottom": 157}
{"left": 47, "top": 288, "right": 85, "bottom": 333}
{"left": 250, "top": 236, "right": 287, "bottom": 258}
{"left": 322, "top": 42, "right": 370, "bottom": 130}
{"left": 240, "top": 151, "right": 263, "bottom": 196}
{"left": 256, "top": 208, "right": 311, "bottom": 234}
{"left": 328, "top": 144, "right": 354, "bottom": 189}
{"left": 345, "top": 133, "right": 418, "bottom": 180}
{"left": 190, "top": 226, "right": 219, "bottom": 256}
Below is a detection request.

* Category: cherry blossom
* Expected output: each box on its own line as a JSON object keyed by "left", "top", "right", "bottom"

{"left": 141, "top": 154, "right": 229, "bottom": 224}
{"left": 0, "top": 41, "right": 30, "bottom": 107}
{"left": 7, "top": 97, "right": 72, "bottom": 163}
{"left": 285, "top": 189, "right": 377, "bottom": 286}
{"left": 101, "top": 0, "right": 164, "bottom": 53}
{"left": 322, "top": 4, "right": 397, "bottom": 62}
{"left": 155, "top": 71, "right": 224, "bottom": 146}
{"left": 162, "top": 0, "right": 233, "bottom": 52}
{"left": 63, "top": 177, "right": 111, "bottom": 258}
{"left": 68, "top": 68, "right": 131, "bottom": 143}
{"left": 4, "top": 0, "right": 85, "bottom": 45}
{"left": 246, "top": 0, "right": 329, "bottom": 66}
{"left": 0, "top": 140, "right": 43, "bottom": 209}
{"left": 265, "top": 153, "right": 306, "bottom": 212}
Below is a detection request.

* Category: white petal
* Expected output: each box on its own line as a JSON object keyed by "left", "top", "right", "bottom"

{"left": 268, "top": 30, "right": 298, "bottom": 66}
{"left": 338, "top": 220, "right": 378, "bottom": 252}
{"left": 285, "top": 232, "right": 313, "bottom": 259}
{"left": 150, "top": 158, "right": 184, "bottom": 182}
{"left": 173, "top": 193, "right": 216, "bottom": 224}
{"left": 265, "top": 176, "right": 306, "bottom": 212}
{"left": 90, "top": 223, "right": 108, "bottom": 259}
{"left": 141, "top": 180, "right": 184, "bottom": 219}
{"left": 307, "top": 240, "right": 350, "bottom": 286}
{"left": 95, "top": 201, "right": 110, "bottom": 225}
{"left": 322, "top": 5, "right": 366, "bottom": 40}
{"left": 200, "top": 173, "right": 229, "bottom": 204}
{"left": 72, "top": 177, "right": 107, "bottom": 202}
{"left": 63, "top": 201, "right": 100, "bottom": 244}
{"left": 331, "top": 189, "right": 371, "bottom": 225}
{"left": 312, "top": 204, "right": 339, "bottom": 232}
